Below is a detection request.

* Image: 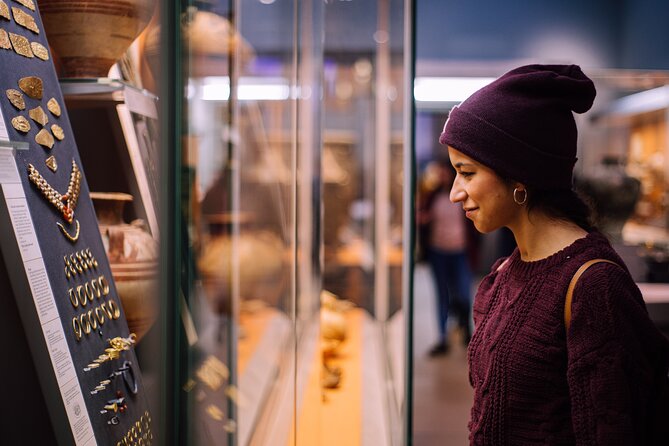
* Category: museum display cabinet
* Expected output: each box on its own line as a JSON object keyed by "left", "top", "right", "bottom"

{"left": 0, "top": 1, "right": 414, "bottom": 445}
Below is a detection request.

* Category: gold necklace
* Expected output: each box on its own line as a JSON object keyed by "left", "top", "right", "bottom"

{"left": 28, "top": 158, "right": 81, "bottom": 223}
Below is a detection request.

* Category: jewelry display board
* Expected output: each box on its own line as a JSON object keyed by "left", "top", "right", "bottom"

{"left": 0, "top": 1, "right": 152, "bottom": 445}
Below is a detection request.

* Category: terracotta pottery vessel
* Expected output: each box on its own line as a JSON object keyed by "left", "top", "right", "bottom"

{"left": 40, "top": 0, "right": 155, "bottom": 78}
{"left": 91, "top": 192, "right": 158, "bottom": 341}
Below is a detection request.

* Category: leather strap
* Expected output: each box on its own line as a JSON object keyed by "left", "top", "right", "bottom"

{"left": 565, "top": 259, "right": 620, "bottom": 332}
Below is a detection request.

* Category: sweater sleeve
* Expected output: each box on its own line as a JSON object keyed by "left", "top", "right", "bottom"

{"left": 566, "top": 263, "right": 657, "bottom": 446}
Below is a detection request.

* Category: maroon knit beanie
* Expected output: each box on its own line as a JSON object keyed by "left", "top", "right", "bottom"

{"left": 439, "top": 64, "right": 596, "bottom": 190}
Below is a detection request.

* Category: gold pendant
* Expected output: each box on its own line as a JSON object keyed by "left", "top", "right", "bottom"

{"left": 11, "top": 115, "right": 30, "bottom": 133}
{"left": 30, "top": 41, "right": 48, "bottom": 60}
{"left": 47, "top": 98, "right": 61, "bottom": 116}
{"left": 9, "top": 32, "right": 33, "bottom": 58}
{"left": 29, "top": 105, "right": 48, "bottom": 126}
{"left": 0, "top": 0, "right": 9, "bottom": 20}
{"left": 18, "top": 75, "right": 42, "bottom": 99}
{"left": 57, "top": 220, "right": 80, "bottom": 243}
{"left": 45, "top": 155, "right": 57, "bottom": 172}
{"left": 6, "top": 89, "right": 25, "bottom": 110}
{"left": 11, "top": 7, "right": 39, "bottom": 34}
{"left": 12, "top": 0, "right": 35, "bottom": 12}
{"left": 0, "top": 29, "right": 10, "bottom": 49}
{"left": 27, "top": 159, "right": 81, "bottom": 223}
{"left": 51, "top": 124, "right": 65, "bottom": 141}
{"left": 35, "top": 128, "right": 54, "bottom": 149}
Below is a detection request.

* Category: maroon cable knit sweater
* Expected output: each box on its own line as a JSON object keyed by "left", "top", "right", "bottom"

{"left": 468, "top": 231, "right": 669, "bottom": 445}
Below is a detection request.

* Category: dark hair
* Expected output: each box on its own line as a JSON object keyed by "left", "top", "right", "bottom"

{"left": 525, "top": 187, "right": 597, "bottom": 232}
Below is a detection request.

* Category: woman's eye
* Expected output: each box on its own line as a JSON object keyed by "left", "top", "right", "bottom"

{"left": 459, "top": 171, "right": 473, "bottom": 178}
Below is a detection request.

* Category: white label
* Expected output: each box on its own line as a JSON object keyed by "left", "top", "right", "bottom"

{"left": 0, "top": 149, "right": 19, "bottom": 183}
{"left": 0, "top": 107, "right": 8, "bottom": 140}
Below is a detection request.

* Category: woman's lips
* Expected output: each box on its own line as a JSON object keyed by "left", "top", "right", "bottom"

{"left": 465, "top": 208, "right": 478, "bottom": 218}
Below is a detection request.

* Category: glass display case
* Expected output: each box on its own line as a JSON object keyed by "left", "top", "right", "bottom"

{"left": 0, "top": 1, "right": 413, "bottom": 444}
{"left": 156, "top": 1, "right": 413, "bottom": 446}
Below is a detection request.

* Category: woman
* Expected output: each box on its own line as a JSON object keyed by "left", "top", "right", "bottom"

{"left": 440, "top": 64, "right": 669, "bottom": 445}
{"left": 418, "top": 159, "right": 473, "bottom": 355}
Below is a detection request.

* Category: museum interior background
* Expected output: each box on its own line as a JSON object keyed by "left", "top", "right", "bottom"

{"left": 1, "top": 0, "right": 669, "bottom": 445}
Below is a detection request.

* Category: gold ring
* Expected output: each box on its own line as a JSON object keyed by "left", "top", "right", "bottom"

{"left": 84, "top": 282, "right": 94, "bottom": 303}
{"left": 88, "top": 310, "right": 98, "bottom": 330}
{"left": 138, "top": 439, "right": 145, "bottom": 446}
{"left": 64, "top": 255, "right": 71, "bottom": 267}
{"left": 76, "top": 251, "right": 88, "bottom": 271}
{"left": 95, "top": 306, "right": 105, "bottom": 325}
{"left": 80, "top": 313, "right": 92, "bottom": 335}
{"left": 65, "top": 266, "right": 71, "bottom": 280}
{"left": 136, "top": 420, "right": 141, "bottom": 432}
{"left": 68, "top": 288, "right": 78, "bottom": 308}
{"left": 72, "top": 317, "right": 82, "bottom": 341}
{"left": 91, "top": 278, "right": 102, "bottom": 298}
{"left": 99, "top": 275, "right": 110, "bottom": 295}
{"left": 101, "top": 302, "right": 113, "bottom": 320}
{"left": 70, "top": 254, "right": 82, "bottom": 274}
{"left": 76, "top": 285, "right": 86, "bottom": 307}
{"left": 107, "top": 300, "right": 121, "bottom": 319}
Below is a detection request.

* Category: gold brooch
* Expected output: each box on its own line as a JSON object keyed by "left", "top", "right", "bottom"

{"left": 27, "top": 159, "right": 81, "bottom": 223}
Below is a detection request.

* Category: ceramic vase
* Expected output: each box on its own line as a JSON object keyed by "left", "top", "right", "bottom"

{"left": 91, "top": 192, "right": 158, "bottom": 341}
{"left": 40, "top": 0, "right": 155, "bottom": 78}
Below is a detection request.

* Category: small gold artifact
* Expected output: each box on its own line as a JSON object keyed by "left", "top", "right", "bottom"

{"left": 29, "top": 105, "right": 48, "bottom": 126}
{"left": 9, "top": 32, "right": 32, "bottom": 58}
{"left": 0, "top": 29, "right": 11, "bottom": 49}
{"left": 45, "top": 155, "right": 57, "bottom": 172}
{"left": 11, "top": 115, "right": 30, "bottom": 133}
{"left": 11, "top": 7, "right": 38, "bottom": 33}
{"left": 0, "top": 0, "right": 9, "bottom": 20}
{"left": 5, "top": 89, "right": 25, "bottom": 110}
{"left": 18, "top": 75, "right": 42, "bottom": 99}
{"left": 12, "top": 0, "right": 35, "bottom": 12}
{"left": 51, "top": 124, "right": 64, "bottom": 140}
{"left": 35, "top": 128, "right": 54, "bottom": 149}
{"left": 57, "top": 220, "right": 80, "bottom": 243}
{"left": 30, "top": 41, "right": 48, "bottom": 60}
{"left": 47, "top": 98, "right": 61, "bottom": 116}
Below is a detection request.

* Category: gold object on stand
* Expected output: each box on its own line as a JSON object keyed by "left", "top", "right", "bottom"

{"left": 30, "top": 41, "right": 48, "bottom": 60}
{"left": 47, "top": 98, "right": 61, "bottom": 116}
{"left": 0, "top": 0, "right": 9, "bottom": 20}
{"left": 0, "top": 29, "right": 11, "bottom": 49}
{"left": 11, "top": 115, "right": 30, "bottom": 133}
{"left": 9, "top": 32, "right": 33, "bottom": 58}
{"left": 18, "top": 75, "right": 42, "bottom": 99}
{"left": 28, "top": 105, "right": 48, "bottom": 126}
{"left": 35, "top": 128, "right": 54, "bottom": 149}
{"left": 12, "top": 0, "right": 35, "bottom": 11}
{"left": 45, "top": 155, "right": 57, "bottom": 172}
{"left": 12, "top": 7, "right": 39, "bottom": 33}
{"left": 5, "top": 89, "right": 25, "bottom": 110}
{"left": 51, "top": 124, "right": 64, "bottom": 140}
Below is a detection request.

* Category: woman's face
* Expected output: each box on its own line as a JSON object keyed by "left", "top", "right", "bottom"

{"left": 448, "top": 146, "right": 522, "bottom": 233}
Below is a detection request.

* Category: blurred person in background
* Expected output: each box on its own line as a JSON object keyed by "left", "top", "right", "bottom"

{"left": 417, "top": 158, "right": 473, "bottom": 355}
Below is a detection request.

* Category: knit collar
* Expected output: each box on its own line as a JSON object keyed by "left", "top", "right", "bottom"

{"left": 505, "top": 231, "right": 607, "bottom": 277}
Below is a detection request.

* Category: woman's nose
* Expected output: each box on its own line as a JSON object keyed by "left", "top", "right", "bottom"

{"left": 450, "top": 178, "right": 466, "bottom": 203}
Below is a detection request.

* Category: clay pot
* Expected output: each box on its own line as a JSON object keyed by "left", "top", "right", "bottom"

{"left": 198, "top": 228, "right": 287, "bottom": 315}
{"left": 91, "top": 192, "right": 158, "bottom": 341}
{"left": 40, "top": 0, "right": 155, "bottom": 78}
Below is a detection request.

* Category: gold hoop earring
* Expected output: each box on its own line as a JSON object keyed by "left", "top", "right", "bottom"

{"left": 513, "top": 188, "right": 527, "bottom": 205}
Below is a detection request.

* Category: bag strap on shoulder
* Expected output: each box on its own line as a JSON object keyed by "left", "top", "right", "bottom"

{"left": 565, "top": 259, "right": 620, "bottom": 332}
